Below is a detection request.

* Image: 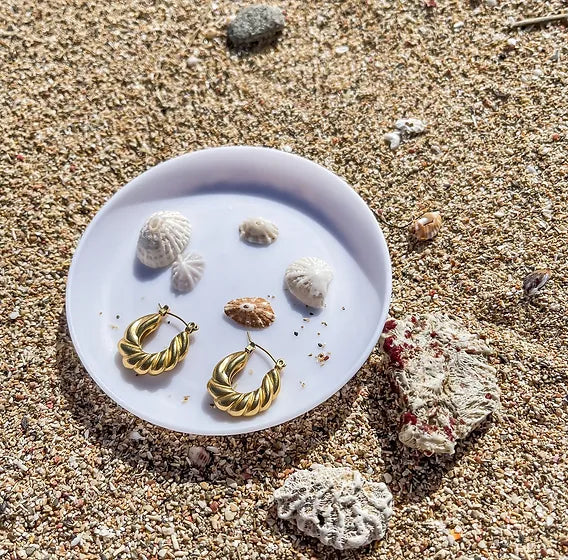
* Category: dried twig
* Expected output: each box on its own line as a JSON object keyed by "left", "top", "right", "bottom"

{"left": 509, "top": 13, "right": 568, "bottom": 28}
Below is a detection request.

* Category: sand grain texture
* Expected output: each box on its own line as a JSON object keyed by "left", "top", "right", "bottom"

{"left": 1, "top": 0, "right": 567, "bottom": 558}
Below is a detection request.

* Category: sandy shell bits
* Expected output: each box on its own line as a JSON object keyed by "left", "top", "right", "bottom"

{"left": 410, "top": 211, "right": 442, "bottom": 241}
{"left": 171, "top": 252, "right": 205, "bottom": 293}
{"left": 284, "top": 257, "right": 333, "bottom": 308}
{"left": 224, "top": 297, "right": 276, "bottom": 329}
{"left": 239, "top": 217, "right": 279, "bottom": 245}
{"left": 136, "top": 211, "right": 191, "bottom": 268}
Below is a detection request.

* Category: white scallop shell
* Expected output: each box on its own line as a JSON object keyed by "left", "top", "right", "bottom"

{"left": 239, "top": 217, "right": 279, "bottom": 245}
{"left": 284, "top": 257, "right": 333, "bottom": 308}
{"left": 136, "top": 211, "right": 191, "bottom": 268}
{"left": 171, "top": 252, "right": 205, "bottom": 293}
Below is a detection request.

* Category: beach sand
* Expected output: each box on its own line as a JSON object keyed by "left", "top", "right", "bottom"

{"left": 1, "top": 0, "right": 566, "bottom": 558}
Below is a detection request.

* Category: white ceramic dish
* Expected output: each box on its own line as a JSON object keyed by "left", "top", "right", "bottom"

{"left": 66, "top": 146, "right": 391, "bottom": 435}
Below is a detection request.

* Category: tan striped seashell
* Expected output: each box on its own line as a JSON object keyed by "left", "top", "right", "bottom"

{"left": 224, "top": 297, "right": 275, "bottom": 329}
{"left": 410, "top": 211, "right": 442, "bottom": 241}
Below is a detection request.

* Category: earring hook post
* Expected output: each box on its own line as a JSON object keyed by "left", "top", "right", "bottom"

{"left": 246, "top": 331, "right": 278, "bottom": 365}
{"left": 158, "top": 304, "right": 191, "bottom": 329}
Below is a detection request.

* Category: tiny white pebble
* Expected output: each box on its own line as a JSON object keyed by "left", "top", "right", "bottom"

{"left": 534, "top": 68, "right": 544, "bottom": 78}
{"left": 70, "top": 535, "right": 82, "bottom": 547}
{"left": 526, "top": 165, "right": 537, "bottom": 174}
{"left": 335, "top": 45, "right": 349, "bottom": 54}
{"left": 9, "top": 310, "right": 19, "bottom": 320}
{"left": 383, "top": 473, "right": 393, "bottom": 483}
{"left": 129, "top": 430, "right": 144, "bottom": 441}
{"left": 281, "top": 144, "right": 292, "bottom": 153}
{"left": 507, "top": 38, "right": 517, "bottom": 47}
{"left": 486, "top": 0, "right": 497, "bottom": 6}
{"left": 453, "top": 21, "right": 464, "bottom": 30}
{"left": 187, "top": 55, "right": 201, "bottom": 67}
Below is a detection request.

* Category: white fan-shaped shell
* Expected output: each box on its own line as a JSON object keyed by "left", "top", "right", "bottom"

{"left": 239, "top": 217, "right": 279, "bottom": 245}
{"left": 284, "top": 257, "right": 333, "bottom": 308}
{"left": 171, "top": 252, "right": 205, "bottom": 293}
{"left": 136, "top": 211, "right": 191, "bottom": 268}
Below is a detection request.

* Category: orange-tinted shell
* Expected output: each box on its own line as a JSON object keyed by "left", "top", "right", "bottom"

{"left": 410, "top": 211, "right": 442, "bottom": 241}
{"left": 224, "top": 297, "right": 275, "bottom": 329}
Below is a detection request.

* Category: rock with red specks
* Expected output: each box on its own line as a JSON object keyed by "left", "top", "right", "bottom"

{"left": 379, "top": 313, "right": 500, "bottom": 454}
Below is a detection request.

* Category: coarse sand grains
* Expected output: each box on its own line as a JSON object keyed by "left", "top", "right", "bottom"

{"left": 1, "top": 1, "right": 567, "bottom": 558}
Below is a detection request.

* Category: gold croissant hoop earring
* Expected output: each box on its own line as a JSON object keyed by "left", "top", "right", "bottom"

{"left": 207, "top": 333, "right": 286, "bottom": 417}
{"left": 118, "top": 304, "right": 199, "bottom": 375}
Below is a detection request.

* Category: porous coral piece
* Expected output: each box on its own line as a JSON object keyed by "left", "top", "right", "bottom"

{"left": 379, "top": 313, "right": 500, "bottom": 454}
{"left": 274, "top": 464, "right": 393, "bottom": 550}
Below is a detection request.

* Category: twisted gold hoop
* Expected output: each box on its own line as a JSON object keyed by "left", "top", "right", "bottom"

{"left": 118, "top": 304, "right": 198, "bottom": 375}
{"left": 207, "top": 333, "right": 286, "bottom": 417}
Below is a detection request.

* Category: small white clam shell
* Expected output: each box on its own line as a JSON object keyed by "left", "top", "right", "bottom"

{"left": 239, "top": 217, "right": 279, "bottom": 245}
{"left": 284, "top": 257, "right": 333, "bottom": 308}
{"left": 171, "top": 252, "right": 205, "bottom": 293}
{"left": 136, "top": 211, "right": 191, "bottom": 268}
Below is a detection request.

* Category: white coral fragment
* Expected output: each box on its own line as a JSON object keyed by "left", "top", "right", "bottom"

{"left": 274, "top": 464, "right": 393, "bottom": 550}
{"left": 380, "top": 313, "right": 500, "bottom": 454}
{"left": 384, "top": 117, "right": 426, "bottom": 150}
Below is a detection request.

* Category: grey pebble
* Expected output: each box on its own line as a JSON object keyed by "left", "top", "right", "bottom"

{"left": 227, "top": 5, "right": 285, "bottom": 47}
{"left": 20, "top": 416, "right": 29, "bottom": 431}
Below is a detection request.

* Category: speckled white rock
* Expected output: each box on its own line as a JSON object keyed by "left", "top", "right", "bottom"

{"left": 379, "top": 313, "right": 500, "bottom": 454}
{"left": 274, "top": 464, "right": 393, "bottom": 550}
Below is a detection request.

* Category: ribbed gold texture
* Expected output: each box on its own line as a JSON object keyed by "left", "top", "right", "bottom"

{"left": 207, "top": 345, "right": 284, "bottom": 417}
{"left": 117, "top": 311, "right": 193, "bottom": 375}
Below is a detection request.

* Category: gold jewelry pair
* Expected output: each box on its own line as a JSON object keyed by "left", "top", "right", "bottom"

{"left": 117, "top": 304, "right": 286, "bottom": 417}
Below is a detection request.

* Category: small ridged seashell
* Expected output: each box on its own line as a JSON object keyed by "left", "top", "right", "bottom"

{"left": 285, "top": 257, "right": 333, "bottom": 308}
{"left": 136, "top": 211, "right": 191, "bottom": 268}
{"left": 409, "top": 211, "right": 442, "bottom": 241}
{"left": 188, "top": 446, "right": 211, "bottom": 469}
{"left": 239, "top": 217, "right": 279, "bottom": 245}
{"left": 523, "top": 268, "right": 551, "bottom": 297}
{"left": 171, "top": 252, "right": 205, "bottom": 293}
{"left": 224, "top": 297, "right": 275, "bottom": 328}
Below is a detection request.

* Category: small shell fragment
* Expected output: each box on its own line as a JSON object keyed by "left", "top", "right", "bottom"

{"left": 384, "top": 117, "right": 426, "bottom": 150}
{"left": 383, "top": 132, "right": 401, "bottom": 150}
{"left": 523, "top": 268, "right": 551, "bottom": 297}
{"left": 188, "top": 446, "right": 211, "bottom": 469}
{"left": 410, "top": 211, "right": 442, "bottom": 241}
{"left": 224, "top": 297, "right": 276, "bottom": 329}
{"left": 395, "top": 117, "right": 426, "bottom": 135}
{"left": 239, "top": 217, "right": 279, "bottom": 245}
